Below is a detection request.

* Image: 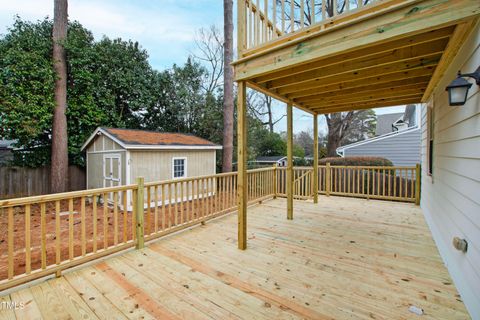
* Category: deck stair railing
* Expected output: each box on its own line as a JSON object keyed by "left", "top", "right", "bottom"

{"left": 0, "top": 163, "right": 419, "bottom": 291}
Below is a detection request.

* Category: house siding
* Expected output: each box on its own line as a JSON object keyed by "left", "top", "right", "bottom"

{"left": 421, "top": 21, "right": 480, "bottom": 319}
{"left": 130, "top": 150, "right": 217, "bottom": 204}
{"left": 86, "top": 137, "right": 126, "bottom": 190}
{"left": 342, "top": 128, "right": 421, "bottom": 167}
{"left": 129, "top": 150, "right": 216, "bottom": 183}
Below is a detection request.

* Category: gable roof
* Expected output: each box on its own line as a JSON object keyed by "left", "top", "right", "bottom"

{"left": 81, "top": 127, "right": 222, "bottom": 151}
{"left": 375, "top": 112, "right": 404, "bottom": 136}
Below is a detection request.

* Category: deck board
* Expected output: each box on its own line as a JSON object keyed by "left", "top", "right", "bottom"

{"left": 0, "top": 197, "right": 470, "bottom": 319}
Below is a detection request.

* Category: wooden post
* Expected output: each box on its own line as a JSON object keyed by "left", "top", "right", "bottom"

{"left": 326, "top": 162, "right": 331, "bottom": 196}
{"left": 415, "top": 163, "right": 421, "bottom": 205}
{"left": 237, "top": 0, "right": 247, "bottom": 57}
{"left": 237, "top": 81, "right": 248, "bottom": 250}
{"left": 287, "top": 103, "right": 293, "bottom": 220}
{"left": 313, "top": 114, "right": 319, "bottom": 204}
{"left": 273, "top": 163, "right": 278, "bottom": 199}
{"left": 135, "top": 177, "right": 145, "bottom": 249}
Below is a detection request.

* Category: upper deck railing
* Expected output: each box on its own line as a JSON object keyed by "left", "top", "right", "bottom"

{"left": 238, "top": 0, "right": 379, "bottom": 55}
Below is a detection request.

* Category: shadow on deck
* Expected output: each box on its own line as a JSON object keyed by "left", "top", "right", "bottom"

{"left": 0, "top": 197, "right": 469, "bottom": 319}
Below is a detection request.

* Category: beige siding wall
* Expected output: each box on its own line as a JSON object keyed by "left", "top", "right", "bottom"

{"left": 421, "top": 21, "right": 480, "bottom": 319}
{"left": 130, "top": 150, "right": 217, "bottom": 205}
{"left": 86, "top": 135, "right": 126, "bottom": 190}
{"left": 90, "top": 134, "right": 122, "bottom": 152}
{"left": 129, "top": 150, "right": 216, "bottom": 183}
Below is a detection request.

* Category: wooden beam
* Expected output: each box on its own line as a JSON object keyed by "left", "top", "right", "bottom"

{"left": 277, "top": 55, "right": 441, "bottom": 95}
{"left": 313, "top": 114, "right": 318, "bottom": 204}
{"left": 299, "top": 87, "right": 426, "bottom": 107}
{"left": 287, "top": 103, "right": 293, "bottom": 220}
{"left": 287, "top": 70, "right": 434, "bottom": 99}
{"left": 293, "top": 79, "right": 430, "bottom": 102}
{"left": 237, "top": 81, "right": 248, "bottom": 250}
{"left": 234, "top": 0, "right": 480, "bottom": 81}
{"left": 310, "top": 97, "right": 422, "bottom": 114}
{"left": 422, "top": 18, "right": 480, "bottom": 102}
{"left": 253, "top": 26, "right": 453, "bottom": 84}
{"left": 246, "top": 81, "right": 315, "bottom": 115}
{"left": 266, "top": 38, "right": 448, "bottom": 90}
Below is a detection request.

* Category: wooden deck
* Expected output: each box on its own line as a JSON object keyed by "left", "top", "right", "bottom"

{"left": 234, "top": 0, "right": 480, "bottom": 114}
{"left": 0, "top": 197, "right": 469, "bottom": 319}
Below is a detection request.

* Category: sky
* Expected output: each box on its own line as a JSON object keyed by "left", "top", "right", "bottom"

{"left": 0, "top": 0, "right": 406, "bottom": 134}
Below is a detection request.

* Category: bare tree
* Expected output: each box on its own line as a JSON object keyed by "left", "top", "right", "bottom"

{"left": 279, "top": 0, "right": 371, "bottom": 29}
{"left": 324, "top": 110, "right": 376, "bottom": 156}
{"left": 278, "top": 0, "right": 374, "bottom": 157}
{"left": 294, "top": 130, "right": 314, "bottom": 156}
{"left": 51, "top": 0, "right": 68, "bottom": 193}
{"left": 247, "top": 91, "right": 285, "bottom": 133}
{"left": 222, "top": 0, "right": 234, "bottom": 172}
{"left": 193, "top": 26, "right": 224, "bottom": 95}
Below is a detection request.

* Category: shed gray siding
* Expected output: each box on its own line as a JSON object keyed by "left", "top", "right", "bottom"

{"left": 342, "top": 128, "right": 421, "bottom": 166}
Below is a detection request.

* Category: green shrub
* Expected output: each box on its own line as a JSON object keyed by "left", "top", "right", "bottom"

{"left": 318, "top": 156, "right": 393, "bottom": 167}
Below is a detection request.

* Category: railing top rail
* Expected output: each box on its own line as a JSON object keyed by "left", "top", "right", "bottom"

{"left": 0, "top": 184, "right": 138, "bottom": 208}
{"left": 278, "top": 165, "right": 417, "bottom": 170}
{"left": 327, "top": 165, "right": 416, "bottom": 170}
{"left": 144, "top": 167, "right": 274, "bottom": 187}
{"left": 1, "top": 167, "right": 277, "bottom": 207}
{"left": 143, "top": 171, "right": 237, "bottom": 187}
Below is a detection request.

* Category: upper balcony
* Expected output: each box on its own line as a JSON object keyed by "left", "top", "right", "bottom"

{"left": 234, "top": 0, "right": 480, "bottom": 114}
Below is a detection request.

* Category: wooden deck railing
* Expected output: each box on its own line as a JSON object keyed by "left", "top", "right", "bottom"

{"left": 276, "top": 164, "right": 420, "bottom": 202}
{"left": 323, "top": 164, "right": 420, "bottom": 202}
{"left": 0, "top": 164, "right": 419, "bottom": 291}
{"left": 238, "top": 0, "right": 377, "bottom": 53}
{"left": 0, "top": 168, "right": 275, "bottom": 291}
{"left": 0, "top": 184, "right": 139, "bottom": 291}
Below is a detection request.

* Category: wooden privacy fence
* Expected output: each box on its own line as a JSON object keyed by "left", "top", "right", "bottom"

{"left": 239, "top": 0, "right": 376, "bottom": 51}
{"left": 0, "top": 166, "right": 85, "bottom": 200}
{"left": 0, "top": 164, "right": 419, "bottom": 291}
{"left": 0, "top": 168, "right": 274, "bottom": 291}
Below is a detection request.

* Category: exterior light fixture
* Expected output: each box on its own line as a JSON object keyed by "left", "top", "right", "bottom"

{"left": 445, "top": 66, "right": 480, "bottom": 106}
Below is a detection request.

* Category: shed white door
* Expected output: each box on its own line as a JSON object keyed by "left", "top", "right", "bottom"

{"left": 103, "top": 154, "right": 121, "bottom": 201}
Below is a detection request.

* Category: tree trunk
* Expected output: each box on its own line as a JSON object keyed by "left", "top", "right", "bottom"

{"left": 51, "top": 0, "right": 69, "bottom": 193}
{"left": 326, "top": 131, "right": 341, "bottom": 157}
{"left": 265, "top": 95, "right": 274, "bottom": 133}
{"left": 222, "top": 0, "right": 234, "bottom": 172}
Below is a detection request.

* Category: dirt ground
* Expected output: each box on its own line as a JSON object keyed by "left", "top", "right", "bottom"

{"left": 0, "top": 191, "right": 238, "bottom": 280}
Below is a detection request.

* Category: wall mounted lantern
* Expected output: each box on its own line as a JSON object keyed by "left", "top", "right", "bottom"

{"left": 445, "top": 66, "right": 480, "bottom": 106}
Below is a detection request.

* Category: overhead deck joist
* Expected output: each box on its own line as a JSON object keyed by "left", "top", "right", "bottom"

{"left": 233, "top": 0, "right": 480, "bottom": 114}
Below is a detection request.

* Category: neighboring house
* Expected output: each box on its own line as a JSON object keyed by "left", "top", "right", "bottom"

{"left": 0, "top": 140, "right": 16, "bottom": 165}
{"left": 336, "top": 105, "right": 421, "bottom": 167}
{"left": 255, "top": 156, "right": 288, "bottom": 167}
{"left": 81, "top": 127, "right": 222, "bottom": 207}
{"left": 254, "top": 155, "right": 302, "bottom": 167}
{"left": 375, "top": 112, "right": 404, "bottom": 135}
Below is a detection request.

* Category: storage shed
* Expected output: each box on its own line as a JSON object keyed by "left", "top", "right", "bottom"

{"left": 81, "top": 127, "right": 221, "bottom": 207}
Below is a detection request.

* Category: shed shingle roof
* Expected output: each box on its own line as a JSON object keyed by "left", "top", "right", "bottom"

{"left": 103, "top": 128, "right": 218, "bottom": 147}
